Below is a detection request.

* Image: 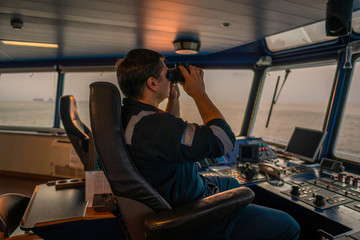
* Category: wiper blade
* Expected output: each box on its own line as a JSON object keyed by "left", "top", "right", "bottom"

{"left": 265, "top": 69, "right": 291, "bottom": 128}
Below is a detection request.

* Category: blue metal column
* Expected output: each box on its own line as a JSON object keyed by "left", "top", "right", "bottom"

{"left": 322, "top": 51, "right": 353, "bottom": 159}
{"left": 53, "top": 66, "right": 64, "bottom": 128}
{"left": 240, "top": 67, "right": 266, "bottom": 136}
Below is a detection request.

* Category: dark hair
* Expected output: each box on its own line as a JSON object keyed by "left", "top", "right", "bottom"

{"left": 116, "top": 49, "right": 164, "bottom": 99}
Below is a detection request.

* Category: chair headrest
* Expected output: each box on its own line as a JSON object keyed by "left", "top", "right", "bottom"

{"left": 60, "top": 95, "right": 90, "bottom": 169}
{"left": 89, "top": 82, "right": 171, "bottom": 212}
{"left": 60, "top": 95, "right": 89, "bottom": 141}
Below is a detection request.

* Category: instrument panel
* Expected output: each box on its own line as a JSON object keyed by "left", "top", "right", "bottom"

{"left": 200, "top": 136, "right": 360, "bottom": 239}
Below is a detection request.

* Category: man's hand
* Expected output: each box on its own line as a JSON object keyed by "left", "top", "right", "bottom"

{"left": 179, "top": 65, "right": 205, "bottom": 99}
{"left": 178, "top": 65, "right": 224, "bottom": 124}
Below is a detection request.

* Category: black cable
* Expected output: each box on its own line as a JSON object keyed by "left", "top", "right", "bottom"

{"left": 264, "top": 172, "right": 284, "bottom": 187}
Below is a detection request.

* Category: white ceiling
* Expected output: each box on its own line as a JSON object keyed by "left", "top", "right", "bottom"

{"left": 0, "top": 0, "right": 358, "bottom": 61}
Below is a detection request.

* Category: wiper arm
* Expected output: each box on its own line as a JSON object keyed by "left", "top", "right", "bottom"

{"left": 265, "top": 69, "right": 291, "bottom": 128}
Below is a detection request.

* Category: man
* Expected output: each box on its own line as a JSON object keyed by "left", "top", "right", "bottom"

{"left": 116, "top": 48, "right": 300, "bottom": 240}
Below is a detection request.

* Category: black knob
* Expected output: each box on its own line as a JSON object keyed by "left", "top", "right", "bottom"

{"left": 244, "top": 166, "right": 256, "bottom": 180}
{"left": 290, "top": 185, "right": 301, "bottom": 196}
{"left": 314, "top": 194, "right": 325, "bottom": 207}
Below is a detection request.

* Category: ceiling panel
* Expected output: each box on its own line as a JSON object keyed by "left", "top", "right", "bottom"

{"left": 0, "top": 0, "right": 359, "bottom": 62}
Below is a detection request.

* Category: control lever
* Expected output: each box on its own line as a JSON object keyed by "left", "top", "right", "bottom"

{"left": 239, "top": 162, "right": 257, "bottom": 180}
{"left": 290, "top": 185, "right": 301, "bottom": 196}
{"left": 313, "top": 194, "right": 325, "bottom": 207}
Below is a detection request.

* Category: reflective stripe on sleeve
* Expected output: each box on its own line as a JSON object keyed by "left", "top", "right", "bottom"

{"left": 125, "top": 111, "right": 155, "bottom": 145}
{"left": 181, "top": 123, "right": 196, "bottom": 147}
{"left": 209, "top": 125, "right": 234, "bottom": 154}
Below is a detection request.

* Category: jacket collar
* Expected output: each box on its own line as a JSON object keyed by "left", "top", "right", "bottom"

{"left": 123, "top": 98, "right": 161, "bottom": 112}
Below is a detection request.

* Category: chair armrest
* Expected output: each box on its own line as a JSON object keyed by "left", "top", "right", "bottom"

{"left": 144, "top": 187, "right": 254, "bottom": 238}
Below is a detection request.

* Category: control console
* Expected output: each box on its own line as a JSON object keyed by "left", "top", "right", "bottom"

{"left": 201, "top": 136, "right": 311, "bottom": 184}
{"left": 200, "top": 165, "right": 266, "bottom": 185}
{"left": 282, "top": 181, "right": 353, "bottom": 210}
{"left": 310, "top": 174, "right": 360, "bottom": 201}
{"left": 282, "top": 172, "right": 360, "bottom": 211}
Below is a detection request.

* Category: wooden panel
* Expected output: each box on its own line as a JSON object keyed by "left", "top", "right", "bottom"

{"left": 0, "top": 132, "right": 83, "bottom": 178}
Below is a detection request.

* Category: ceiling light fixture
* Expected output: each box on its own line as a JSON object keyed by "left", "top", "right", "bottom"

{"left": 11, "top": 18, "right": 23, "bottom": 30}
{"left": 173, "top": 39, "right": 200, "bottom": 54}
{"left": 1, "top": 40, "right": 58, "bottom": 48}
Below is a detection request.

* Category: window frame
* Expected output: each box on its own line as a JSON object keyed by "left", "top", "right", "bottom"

{"left": 332, "top": 55, "right": 360, "bottom": 164}
{"left": 61, "top": 69, "right": 118, "bottom": 129}
{"left": 0, "top": 69, "right": 60, "bottom": 130}
{"left": 250, "top": 60, "right": 338, "bottom": 150}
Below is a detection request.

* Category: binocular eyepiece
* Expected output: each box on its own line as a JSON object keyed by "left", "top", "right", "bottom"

{"left": 166, "top": 63, "right": 190, "bottom": 84}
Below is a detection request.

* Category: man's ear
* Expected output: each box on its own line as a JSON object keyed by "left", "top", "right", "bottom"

{"left": 146, "top": 77, "right": 158, "bottom": 91}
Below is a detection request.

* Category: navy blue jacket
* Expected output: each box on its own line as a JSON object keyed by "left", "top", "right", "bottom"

{"left": 122, "top": 98, "right": 235, "bottom": 207}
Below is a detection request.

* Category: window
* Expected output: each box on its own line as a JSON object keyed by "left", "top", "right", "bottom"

{"left": 62, "top": 71, "right": 119, "bottom": 127}
{"left": 335, "top": 61, "right": 360, "bottom": 162}
{"left": 265, "top": 21, "right": 337, "bottom": 52}
{"left": 159, "top": 70, "right": 254, "bottom": 135}
{"left": 0, "top": 72, "right": 57, "bottom": 127}
{"left": 251, "top": 64, "right": 336, "bottom": 145}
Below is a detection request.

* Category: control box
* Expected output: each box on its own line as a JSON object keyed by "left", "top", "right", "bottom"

{"left": 224, "top": 136, "right": 277, "bottom": 164}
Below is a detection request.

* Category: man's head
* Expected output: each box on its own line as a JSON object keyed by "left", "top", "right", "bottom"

{"left": 116, "top": 49, "right": 167, "bottom": 100}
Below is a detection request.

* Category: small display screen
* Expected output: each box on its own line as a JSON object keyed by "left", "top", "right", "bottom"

{"left": 285, "top": 127, "right": 326, "bottom": 162}
{"left": 238, "top": 144, "right": 259, "bottom": 163}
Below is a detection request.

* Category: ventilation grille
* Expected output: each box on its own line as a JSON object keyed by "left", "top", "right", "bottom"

{"left": 54, "top": 165, "right": 85, "bottom": 178}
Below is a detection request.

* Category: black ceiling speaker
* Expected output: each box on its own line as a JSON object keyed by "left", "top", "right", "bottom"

{"left": 326, "top": 0, "right": 353, "bottom": 36}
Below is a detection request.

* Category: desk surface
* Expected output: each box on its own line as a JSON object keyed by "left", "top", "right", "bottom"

{"left": 21, "top": 184, "right": 88, "bottom": 229}
{"left": 20, "top": 183, "right": 121, "bottom": 240}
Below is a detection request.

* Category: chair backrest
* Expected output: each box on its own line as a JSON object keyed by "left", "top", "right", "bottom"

{"left": 89, "top": 82, "right": 171, "bottom": 240}
{"left": 0, "top": 193, "right": 30, "bottom": 238}
{"left": 60, "top": 95, "right": 95, "bottom": 171}
{"left": 89, "top": 82, "right": 170, "bottom": 211}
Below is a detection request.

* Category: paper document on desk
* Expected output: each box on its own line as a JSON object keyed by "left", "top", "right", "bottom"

{"left": 85, "top": 171, "right": 112, "bottom": 201}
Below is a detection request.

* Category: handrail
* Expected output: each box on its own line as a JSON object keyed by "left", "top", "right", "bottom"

{"left": 0, "top": 125, "right": 66, "bottom": 136}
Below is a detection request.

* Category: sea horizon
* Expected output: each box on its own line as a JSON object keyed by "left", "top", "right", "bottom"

{"left": 0, "top": 100, "right": 359, "bottom": 161}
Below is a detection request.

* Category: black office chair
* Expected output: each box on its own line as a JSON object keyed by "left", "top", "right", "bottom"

{"left": 0, "top": 193, "right": 30, "bottom": 238}
{"left": 60, "top": 95, "right": 95, "bottom": 171}
{"left": 89, "top": 82, "right": 255, "bottom": 240}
